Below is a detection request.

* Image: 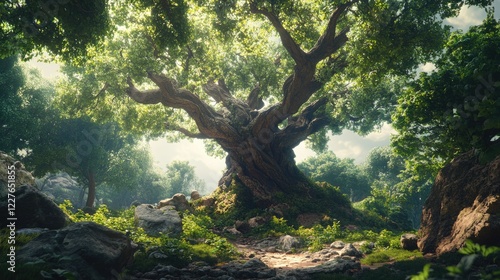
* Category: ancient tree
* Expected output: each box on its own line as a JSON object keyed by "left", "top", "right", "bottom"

{"left": 3, "top": 0, "right": 493, "bottom": 210}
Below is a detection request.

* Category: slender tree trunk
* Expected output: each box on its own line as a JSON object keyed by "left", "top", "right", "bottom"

{"left": 85, "top": 170, "right": 96, "bottom": 208}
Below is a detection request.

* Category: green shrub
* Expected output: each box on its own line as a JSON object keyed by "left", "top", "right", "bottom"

{"left": 410, "top": 240, "right": 500, "bottom": 280}
{"left": 59, "top": 200, "right": 238, "bottom": 268}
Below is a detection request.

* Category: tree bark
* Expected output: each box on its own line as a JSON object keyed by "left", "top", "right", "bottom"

{"left": 85, "top": 170, "right": 96, "bottom": 208}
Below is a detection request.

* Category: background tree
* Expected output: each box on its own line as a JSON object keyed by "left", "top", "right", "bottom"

{"left": 26, "top": 117, "right": 136, "bottom": 207}
{"left": 298, "top": 151, "right": 370, "bottom": 202}
{"left": 0, "top": 0, "right": 110, "bottom": 61}
{"left": 355, "top": 147, "right": 432, "bottom": 229}
{"left": 97, "top": 144, "right": 168, "bottom": 209}
{"left": 162, "top": 160, "right": 206, "bottom": 197}
{"left": 392, "top": 13, "right": 500, "bottom": 174}
{"left": 0, "top": 56, "right": 54, "bottom": 155}
{"left": 3, "top": 0, "right": 495, "bottom": 213}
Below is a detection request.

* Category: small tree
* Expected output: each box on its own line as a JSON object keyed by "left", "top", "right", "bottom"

{"left": 298, "top": 151, "right": 370, "bottom": 202}
{"left": 0, "top": 56, "right": 54, "bottom": 155}
{"left": 163, "top": 160, "right": 206, "bottom": 197}
{"left": 27, "top": 117, "right": 135, "bottom": 207}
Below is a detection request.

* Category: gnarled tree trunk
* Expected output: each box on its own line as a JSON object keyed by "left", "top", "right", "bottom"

{"left": 125, "top": 3, "right": 351, "bottom": 209}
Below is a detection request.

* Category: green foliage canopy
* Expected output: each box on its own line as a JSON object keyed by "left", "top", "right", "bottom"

{"left": 0, "top": 56, "right": 54, "bottom": 155}
{"left": 392, "top": 13, "right": 500, "bottom": 169}
{"left": 298, "top": 151, "right": 370, "bottom": 202}
{"left": 44, "top": 0, "right": 496, "bottom": 152}
{"left": 163, "top": 160, "right": 205, "bottom": 196}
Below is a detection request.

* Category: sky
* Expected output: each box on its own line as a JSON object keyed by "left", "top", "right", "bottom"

{"left": 29, "top": 3, "right": 498, "bottom": 193}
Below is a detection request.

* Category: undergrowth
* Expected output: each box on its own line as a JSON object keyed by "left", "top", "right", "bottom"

{"left": 59, "top": 200, "right": 239, "bottom": 271}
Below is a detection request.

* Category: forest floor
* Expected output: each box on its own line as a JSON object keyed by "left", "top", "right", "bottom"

{"left": 231, "top": 236, "right": 366, "bottom": 269}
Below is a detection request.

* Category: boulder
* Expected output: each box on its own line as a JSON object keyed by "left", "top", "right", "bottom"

{"left": 134, "top": 204, "right": 182, "bottom": 237}
{"left": 248, "top": 216, "right": 267, "bottom": 228}
{"left": 17, "top": 222, "right": 136, "bottom": 280}
{"left": 235, "top": 220, "right": 251, "bottom": 234}
{"left": 37, "top": 173, "right": 81, "bottom": 206}
{"left": 418, "top": 151, "right": 500, "bottom": 255}
{"left": 278, "top": 235, "right": 301, "bottom": 251}
{"left": 330, "top": 241, "right": 346, "bottom": 249}
{"left": 158, "top": 193, "right": 193, "bottom": 212}
{"left": 0, "top": 152, "right": 35, "bottom": 198}
{"left": 0, "top": 184, "right": 68, "bottom": 229}
{"left": 190, "top": 190, "right": 201, "bottom": 201}
{"left": 338, "top": 243, "right": 362, "bottom": 258}
{"left": 400, "top": 233, "right": 418, "bottom": 251}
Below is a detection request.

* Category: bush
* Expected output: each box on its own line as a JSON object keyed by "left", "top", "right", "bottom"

{"left": 59, "top": 200, "right": 239, "bottom": 268}
{"left": 410, "top": 240, "right": 500, "bottom": 280}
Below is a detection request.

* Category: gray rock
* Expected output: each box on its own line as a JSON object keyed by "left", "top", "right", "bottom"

{"left": 278, "top": 235, "right": 301, "bottom": 251}
{"left": 0, "top": 152, "right": 35, "bottom": 198}
{"left": 158, "top": 193, "right": 193, "bottom": 212}
{"left": 330, "top": 240, "right": 345, "bottom": 249}
{"left": 224, "top": 226, "right": 242, "bottom": 235}
{"left": 17, "top": 222, "right": 136, "bottom": 280}
{"left": 338, "top": 243, "right": 362, "bottom": 258}
{"left": 235, "top": 220, "right": 251, "bottom": 234}
{"left": 134, "top": 204, "right": 182, "bottom": 237}
{"left": 0, "top": 184, "right": 68, "bottom": 229}
{"left": 190, "top": 190, "right": 201, "bottom": 201}
{"left": 248, "top": 216, "right": 267, "bottom": 228}
{"left": 400, "top": 233, "right": 418, "bottom": 250}
{"left": 38, "top": 173, "right": 81, "bottom": 206}
{"left": 16, "top": 228, "right": 49, "bottom": 235}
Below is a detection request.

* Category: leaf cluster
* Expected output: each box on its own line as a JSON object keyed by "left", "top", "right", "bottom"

{"left": 0, "top": 0, "right": 110, "bottom": 62}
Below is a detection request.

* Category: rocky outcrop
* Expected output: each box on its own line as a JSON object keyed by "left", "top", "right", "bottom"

{"left": 0, "top": 184, "right": 68, "bottom": 229}
{"left": 18, "top": 222, "right": 136, "bottom": 280}
{"left": 0, "top": 152, "right": 68, "bottom": 230}
{"left": 134, "top": 204, "right": 182, "bottom": 237}
{"left": 418, "top": 151, "right": 500, "bottom": 255}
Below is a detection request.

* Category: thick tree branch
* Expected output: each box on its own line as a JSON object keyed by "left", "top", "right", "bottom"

{"left": 202, "top": 79, "right": 233, "bottom": 103}
{"left": 247, "top": 84, "right": 264, "bottom": 110}
{"left": 307, "top": 2, "right": 353, "bottom": 63}
{"left": 126, "top": 77, "right": 164, "bottom": 104}
{"left": 202, "top": 79, "right": 253, "bottom": 126}
{"left": 249, "top": 2, "right": 306, "bottom": 65}
{"left": 127, "top": 73, "right": 240, "bottom": 141}
{"left": 164, "top": 122, "right": 208, "bottom": 139}
{"left": 276, "top": 97, "right": 330, "bottom": 148}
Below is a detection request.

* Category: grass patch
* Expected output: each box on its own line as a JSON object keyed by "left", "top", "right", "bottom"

{"left": 361, "top": 249, "right": 422, "bottom": 265}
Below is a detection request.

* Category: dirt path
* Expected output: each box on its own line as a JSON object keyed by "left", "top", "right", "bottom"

{"left": 232, "top": 236, "right": 353, "bottom": 270}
